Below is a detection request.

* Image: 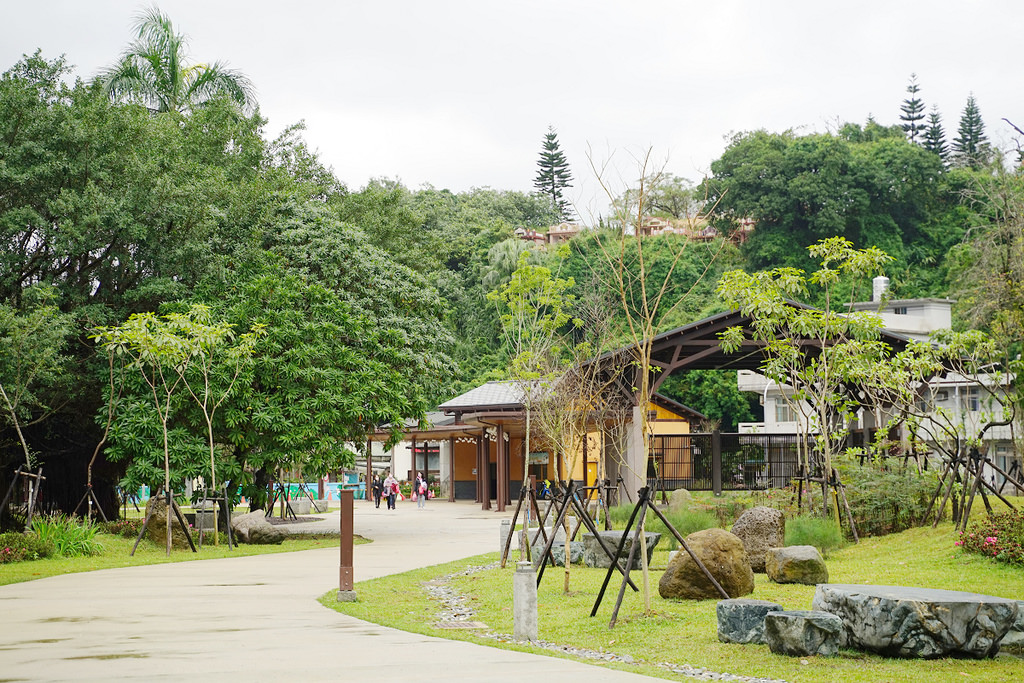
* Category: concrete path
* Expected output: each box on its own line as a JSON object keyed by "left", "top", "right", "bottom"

{"left": 0, "top": 500, "right": 666, "bottom": 682}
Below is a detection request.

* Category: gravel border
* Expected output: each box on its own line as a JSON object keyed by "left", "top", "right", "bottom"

{"left": 423, "top": 563, "right": 787, "bottom": 683}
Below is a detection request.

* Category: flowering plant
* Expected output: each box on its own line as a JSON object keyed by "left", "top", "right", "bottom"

{"left": 957, "top": 510, "right": 1024, "bottom": 566}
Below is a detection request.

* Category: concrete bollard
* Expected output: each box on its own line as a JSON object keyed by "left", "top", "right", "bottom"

{"left": 513, "top": 561, "right": 538, "bottom": 641}
{"left": 500, "top": 519, "right": 511, "bottom": 554}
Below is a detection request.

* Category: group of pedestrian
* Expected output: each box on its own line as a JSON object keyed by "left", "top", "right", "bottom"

{"left": 372, "top": 472, "right": 399, "bottom": 509}
{"left": 370, "top": 471, "right": 431, "bottom": 510}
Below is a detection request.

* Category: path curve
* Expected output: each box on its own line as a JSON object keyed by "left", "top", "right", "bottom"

{"left": 0, "top": 500, "right": 665, "bottom": 682}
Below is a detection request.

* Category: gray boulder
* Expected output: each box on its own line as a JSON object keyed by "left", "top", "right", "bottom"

{"left": 582, "top": 530, "right": 660, "bottom": 569}
{"left": 231, "top": 511, "right": 286, "bottom": 544}
{"left": 764, "top": 610, "right": 843, "bottom": 657}
{"left": 144, "top": 496, "right": 193, "bottom": 549}
{"left": 730, "top": 506, "right": 784, "bottom": 572}
{"left": 717, "top": 598, "right": 784, "bottom": 644}
{"left": 1001, "top": 601, "right": 1024, "bottom": 652}
{"left": 812, "top": 584, "right": 1020, "bottom": 658}
{"left": 766, "top": 545, "right": 828, "bottom": 585}
{"left": 248, "top": 523, "right": 287, "bottom": 545}
{"left": 658, "top": 528, "right": 754, "bottom": 600}
{"left": 668, "top": 488, "right": 692, "bottom": 509}
{"left": 534, "top": 541, "right": 584, "bottom": 567}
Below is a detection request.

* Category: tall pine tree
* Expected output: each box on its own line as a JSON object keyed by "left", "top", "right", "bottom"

{"left": 534, "top": 126, "right": 574, "bottom": 221}
{"left": 923, "top": 105, "right": 948, "bottom": 162}
{"left": 900, "top": 73, "right": 926, "bottom": 143}
{"left": 953, "top": 94, "right": 990, "bottom": 169}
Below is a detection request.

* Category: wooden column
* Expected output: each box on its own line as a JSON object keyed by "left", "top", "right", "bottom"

{"left": 448, "top": 435, "right": 456, "bottom": 502}
{"left": 410, "top": 436, "right": 417, "bottom": 483}
{"left": 364, "top": 438, "right": 372, "bottom": 501}
{"left": 481, "top": 431, "right": 491, "bottom": 510}
{"left": 475, "top": 435, "right": 482, "bottom": 503}
{"left": 496, "top": 425, "right": 507, "bottom": 512}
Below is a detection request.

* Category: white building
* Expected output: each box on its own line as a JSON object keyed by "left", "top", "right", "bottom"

{"left": 737, "top": 277, "right": 1019, "bottom": 484}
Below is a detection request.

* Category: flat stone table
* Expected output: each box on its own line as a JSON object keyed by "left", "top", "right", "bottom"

{"left": 812, "top": 584, "right": 1020, "bottom": 659}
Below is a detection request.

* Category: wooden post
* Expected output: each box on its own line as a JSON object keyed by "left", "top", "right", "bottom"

{"left": 475, "top": 435, "right": 482, "bottom": 503}
{"left": 712, "top": 430, "right": 722, "bottom": 497}
{"left": 448, "top": 435, "right": 456, "bottom": 502}
{"left": 496, "top": 425, "right": 507, "bottom": 512}
{"left": 337, "top": 489, "right": 356, "bottom": 601}
{"left": 481, "top": 431, "right": 491, "bottom": 510}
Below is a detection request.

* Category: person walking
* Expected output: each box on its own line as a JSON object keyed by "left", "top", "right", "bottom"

{"left": 415, "top": 472, "right": 428, "bottom": 509}
{"left": 383, "top": 472, "right": 399, "bottom": 510}
{"left": 372, "top": 474, "right": 383, "bottom": 508}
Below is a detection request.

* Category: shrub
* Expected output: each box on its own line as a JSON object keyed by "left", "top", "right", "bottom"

{"left": 958, "top": 509, "right": 1024, "bottom": 566}
{"left": 99, "top": 518, "right": 144, "bottom": 538}
{"left": 30, "top": 515, "right": 103, "bottom": 557}
{"left": 836, "top": 458, "right": 939, "bottom": 537}
{"left": 607, "top": 504, "right": 717, "bottom": 550}
{"left": 0, "top": 531, "right": 55, "bottom": 563}
{"left": 785, "top": 515, "right": 845, "bottom": 557}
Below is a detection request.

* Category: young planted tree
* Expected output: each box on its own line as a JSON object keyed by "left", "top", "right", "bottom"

{"left": 717, "top": 237, "right": 894, "bottom": 536}
{"left": 488, "top": 248, "right": 579, "bottom": 560}
{"left": 94, "top": 311, "right": 198, "bottom": 555}
{"left": 587, "top": 149, "right": 726, "bottom": 612}
{"left": 534, "top": 126, "right": 575, "bottom": 221}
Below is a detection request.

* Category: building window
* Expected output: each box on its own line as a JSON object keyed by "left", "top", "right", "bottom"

{"left": 775, "top": 401, "right": 796, "bottom": 423}
{"left": 893, "top": 306, "right": 908, "bottom": 315}
{"left": 964, "top": 388, "right": 980, "bottom": 412}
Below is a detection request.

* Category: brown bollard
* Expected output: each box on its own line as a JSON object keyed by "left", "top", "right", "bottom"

{"left": 337, "top": 489, "right": 356, "bottom": 602}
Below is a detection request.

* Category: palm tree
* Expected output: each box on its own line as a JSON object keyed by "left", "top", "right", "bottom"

{"left": 100, "top": 6, "right": 256, "bottom": 115}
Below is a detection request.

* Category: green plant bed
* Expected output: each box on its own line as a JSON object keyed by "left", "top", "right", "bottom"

{"left": 323, "top": 523, "right": 1024, "bottom": 682}
{"left": 0, "top": 530, "right": 343, "bottom": 586}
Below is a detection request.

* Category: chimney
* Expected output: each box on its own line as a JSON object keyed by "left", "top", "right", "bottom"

{"left": 872, "top": 276, "right": 890, "bottom": 303}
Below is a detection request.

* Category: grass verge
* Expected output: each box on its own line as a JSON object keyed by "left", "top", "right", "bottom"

{"left": 321, "top": 522, "right": 1023, "bottom": 683}
{"left": 1, "top": 531, "right": 346, "bottom": 586}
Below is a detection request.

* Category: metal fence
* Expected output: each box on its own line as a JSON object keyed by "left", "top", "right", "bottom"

{"left": 649, "top": 432, "right": 804, "bottom": 493}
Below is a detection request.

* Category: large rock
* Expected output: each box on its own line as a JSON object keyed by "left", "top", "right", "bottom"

{"left": 668, "top": 488, "right": 692, "bottom": 509}
{"left": 248, "top": 524, "right": 286, "bottom": 545}
{"left": 730, "top": 506, "right": 784, "bottom": 572}
{"left": 766, "top": 545, "right": 828, "bottom": 585}
{"left": 1001, "top": 601, "right": 1024, "bottom": 652}
{"left": 764, "top": 610, "right": 843, "bottom": 657}
{"left": 230, "top": 511, "right": 285, "bottom": 544}
{"left": 812, "top": 584, "right": 1020, "bottom": 658}
{"left": 144, "top": 496, "right": 193, "bottom": 549}
{"left": 534, "top": 541, "right": 584, "bottom": 567}
{"left": 658, "top": 528, "right": 754, "bottom": 600}
{"left": 582, "top": 530, "right": 661, "bottom": 569}
{"left": 717, "top": 598, "right": 784, "bottom": 644}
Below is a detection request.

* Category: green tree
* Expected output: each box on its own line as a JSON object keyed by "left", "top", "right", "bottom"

{"left": 100, "top": 6, "right": 256, "bottom": 114}
{"left": 953, "top": 94, "right": 990, "bottom": 170}
{"left": 923, "top": 106, "right": 948, "bottom": 161}
{"left": 717, "top": 237, "right": 894, "bottom": 535}
{"left": 900, "top": 74, "right": 926, "bottom": 144}
{"left": 0, "top": 287, "right": 72, "bottom": 469}
{"left": 534, "top": 126, "right": 574, "bottom": 221}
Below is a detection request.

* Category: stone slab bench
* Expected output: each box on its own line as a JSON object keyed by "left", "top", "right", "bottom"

{"left": 764, "top": 610, "right": 843, "bottom": 657}
{"left": 812, "top": 584, "right": 1020, "bottom": 659}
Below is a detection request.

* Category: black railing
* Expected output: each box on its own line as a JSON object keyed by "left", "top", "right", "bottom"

{"left": 649, "top": 432, "right": 805, "bottom": 493}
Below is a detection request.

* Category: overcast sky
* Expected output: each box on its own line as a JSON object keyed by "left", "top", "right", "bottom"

{"left": 4, "top": 1, "right": 1023, "bottom": 220}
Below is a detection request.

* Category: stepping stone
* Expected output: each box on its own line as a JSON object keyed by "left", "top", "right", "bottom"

{"left": 764, "top": 610, "right": 843, "bottom": 657}
{"left": 717, "top": 598, "right": 784, "bottom": 644}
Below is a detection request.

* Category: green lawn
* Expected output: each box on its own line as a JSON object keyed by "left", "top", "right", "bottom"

{"left": 1, "top": 531, "right": 343, "bottom": 586}
{"left": 322, "top": 523, "right": 1024, "bottom": 683}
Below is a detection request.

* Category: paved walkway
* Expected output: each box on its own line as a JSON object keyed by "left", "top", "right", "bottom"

{"left": 0, "top": 500, "right": 666, "bottom": 682}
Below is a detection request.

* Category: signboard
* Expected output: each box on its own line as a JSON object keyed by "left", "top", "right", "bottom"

{"left": 528, "top": 452, "right": 549, "bottom": 465}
